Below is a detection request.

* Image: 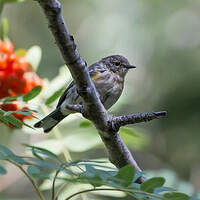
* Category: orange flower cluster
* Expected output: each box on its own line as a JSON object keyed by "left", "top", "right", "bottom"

{"left": 0, "top": 40, "right": 43, "bottom": 124}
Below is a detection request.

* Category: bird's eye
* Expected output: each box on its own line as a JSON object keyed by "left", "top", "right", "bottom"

{"left": 115, "top": 61, "right": 121, "bottom": 66}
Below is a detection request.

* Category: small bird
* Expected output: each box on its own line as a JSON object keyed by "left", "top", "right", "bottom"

{"left": 34, "top": 55, "right": 136, "bottom": 133}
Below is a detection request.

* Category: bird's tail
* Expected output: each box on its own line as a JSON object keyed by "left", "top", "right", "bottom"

{"left": 34, "top": 108, "right": 67, "bottom": 133}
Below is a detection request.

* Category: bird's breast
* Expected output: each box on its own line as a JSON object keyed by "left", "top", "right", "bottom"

{"left": 93, "top": 72, "right": 124, "bottom": 109}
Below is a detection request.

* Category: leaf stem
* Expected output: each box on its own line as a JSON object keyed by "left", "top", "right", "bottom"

{"left": 7, "top": 160, "right": 45, "bottom": 200}
{"left": 64, "top": 188, "right": 164, "bottom": 200}
{"left": 54, "top": 182, "right": 68, "bottom": 200}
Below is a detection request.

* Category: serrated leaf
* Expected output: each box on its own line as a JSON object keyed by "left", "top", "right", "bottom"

{"left": 79, "top": 120, "right": 92, "bottom": 128}
{"left": 23, "top": 86, "right": 42, "bottom": 102}
{"left": 141, "top": 177, "right": 165, "bottom": 193}
{"left": 0, "top": 165, "right": 7, "bottom": 175}
{"left": 115, "top": 165, "right": 135, "bottom": 187}
{"left": 45, "top": 87, "right": 65, "bottom": 105}
{"left": 26, "top": 46, "right": 42, "bottom": 71}
{"left": 164, "top": 192, "right": 189, "bottom": 200}
{"left": 27, "top": 165, "right": 40, "bottom": 176}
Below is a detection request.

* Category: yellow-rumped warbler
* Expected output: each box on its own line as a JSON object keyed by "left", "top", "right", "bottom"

{"left": 34, "top": 55, "right": 136, "bottom": 132}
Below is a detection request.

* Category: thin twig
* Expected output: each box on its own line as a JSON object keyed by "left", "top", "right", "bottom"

{"left": 113, "top": 111, "right": 167, "bottom": 131}
{"left": 7, "top": 160, "right": 45, "bottom": 200}
{"left": 54, "top": 182, "right": 68, "bottom": 200}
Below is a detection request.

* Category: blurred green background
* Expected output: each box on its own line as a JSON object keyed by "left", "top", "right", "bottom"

{"left": 0, "top": 0, "right": 200, "bottom": 199}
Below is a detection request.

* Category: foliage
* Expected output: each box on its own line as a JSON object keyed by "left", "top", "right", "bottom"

{"left": 0, "top": 144, "right": 195, "bottom": 200}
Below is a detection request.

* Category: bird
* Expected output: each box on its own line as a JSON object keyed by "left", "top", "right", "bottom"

{"left": 34, "top": 55, "right": 136, "bottom": 133}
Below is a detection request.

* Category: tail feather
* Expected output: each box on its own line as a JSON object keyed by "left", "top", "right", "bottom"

{"left": 34, "top": 108, "right": 67, "bottom": 133}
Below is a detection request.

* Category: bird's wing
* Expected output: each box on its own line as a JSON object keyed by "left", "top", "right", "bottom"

{"left": 56, "top": 81, "right": 75, "bottom": 108}
{"left": 56, "top": 63, "right": 105, "bottom": 108}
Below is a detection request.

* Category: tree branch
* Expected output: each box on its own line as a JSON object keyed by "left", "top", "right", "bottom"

{"left": 35, "top": 0, "right": 167, "bottom": 183}
{"left": 113, "top": 111, "right": 167, "bottom": 131}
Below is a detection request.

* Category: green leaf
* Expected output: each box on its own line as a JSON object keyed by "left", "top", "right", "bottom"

{"left": 27, "top": 165, "right": 40, "bottom": 176}
{"left": 164, "top": 192, "right": 189, "bottom": 200}
{"left": 9, "top": 155, "right": 27, "bottom": 164}
{"left": 14, "top": 48, "right": 26, "bottom": 56}
{"left": 0, "top": 144, "right": 14, "bottom": 158}
{"left": 32, "top": 159, "right": 67, "bottom": 173}
{"left": 0, "top": 95, "right": 23, "bottom": 103}
{"left": 0, "top": 145, "right": 27, "bottom": 164}
{"left": 79, "top": 120, "right": 92, "bottom": 128}
{"left": 0, "top": 109, "right": 9, "bottom": 126}
{"left": 79, "top": 165, "right": 104, "bottom": 187}
{"left": 26, "top": 46, "right": 42, "bottom": 71}
{"left": 141, "top": 177, "right": 165, "bottom": 193}
{"left": 115, "top": 165, "right": 135, "bottom": 187}
{"left": 23, "top": 86, "right": 42, "bottom": 102}
{"left": 45, "top": 87, "right": 65, "bottom": 105}
{"left": 0, "top": 165, "right": 7, "bottom": 175}
{"left": 0, "top": 109, "right": 23, "bottom": 128}
{"left": 0, "top": 18, "right": 8, "bottom": 41}
{"left": 4, "top": 111, "right": 33, "bottom": 117}
{"left": 24, "top": 144, "right": 61, "bottom": 162}
{"left": 80, "top": 174, "right": 103, "bottom": 187}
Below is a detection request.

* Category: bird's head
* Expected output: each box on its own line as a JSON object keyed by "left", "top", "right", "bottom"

{"left": 101, "top": 55, "right": 136, "bottom": 77}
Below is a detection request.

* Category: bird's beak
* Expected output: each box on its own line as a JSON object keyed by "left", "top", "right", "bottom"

{"left": 125, "top": 65, "right": 136, "bottom": 69}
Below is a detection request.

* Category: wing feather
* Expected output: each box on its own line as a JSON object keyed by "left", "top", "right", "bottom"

{"left": 56, "top": 63, "right": 105, "bottom": 108}
{"left": 56, "top": 81, "right": 75, "bottom": 108}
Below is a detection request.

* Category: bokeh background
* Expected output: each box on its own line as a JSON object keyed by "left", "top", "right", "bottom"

{"left": 0, "top": 0, "right": 200, "bottom": 199}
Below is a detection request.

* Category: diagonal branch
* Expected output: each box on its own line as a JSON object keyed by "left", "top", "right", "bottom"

{"left": 35, "top": 0, "right": 167, "bottom": 184}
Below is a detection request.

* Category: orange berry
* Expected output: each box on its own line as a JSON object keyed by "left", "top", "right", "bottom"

{"left": 1, "top": 41, "right": 14, "bottom": 54}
